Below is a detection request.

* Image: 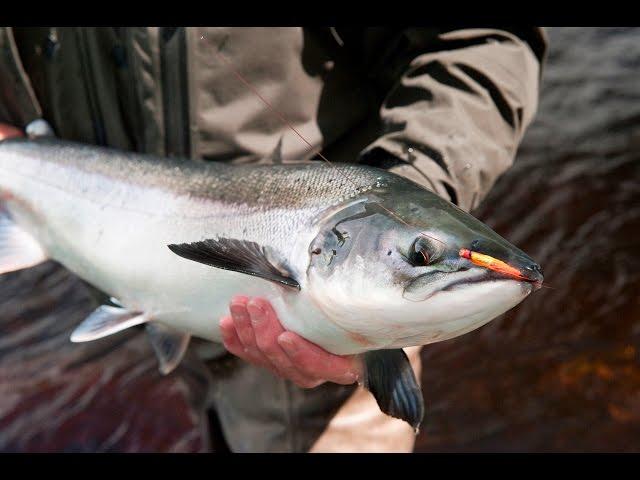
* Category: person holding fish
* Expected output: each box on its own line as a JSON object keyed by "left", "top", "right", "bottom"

{"left": 0, "top": 27, "right": 546, "bottom": 452}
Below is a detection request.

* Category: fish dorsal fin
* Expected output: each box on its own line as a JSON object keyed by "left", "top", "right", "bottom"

{"left": 146, "top": 323, "right": 191, "bottom": 375}
{"left": 362, "top": 349, "right": 425, "bottom": 433}
{"left": 70, "top": 305, "right": 148, "bottom": 342}
{"left": 268, "top": 136, "right": 284, "bottom": 164}
{"left": 168, "top": 238, "right": 300, "bottom": 290}
{"left": 0, "top": 209, "right": 47, "bottom": 274}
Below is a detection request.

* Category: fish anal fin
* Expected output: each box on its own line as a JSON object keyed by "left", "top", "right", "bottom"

{"left": 146, "top": 323, "right": 190, "bottom": 375}
{"left": 0, "top": 209, "right": 47, "bottom": 274}
{"left": 70, "top": 305, "right": 147, "bottom": 342}
{"left": 167, "top": 238, "right": 300, "bottom": 290}
{"left": 362, "top": 349, "right": 425, "bottom": 433}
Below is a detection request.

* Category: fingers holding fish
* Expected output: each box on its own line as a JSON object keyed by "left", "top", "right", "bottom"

{"left": 222, "top": 296, "right": 318, "bottom": 386}
{"left": 219, "top": 314, "right": 243, "bottom": 353}
{"left": 220, "top": 304, "right": 358, "bottom": 388}
{"left": 0, "top": 123, "right": 24, "bottom": 141}
{"left": 247, "top": 298, "right": 325, "bottom": 389}
{"left": 229, "top": 295, "right": 260, "bottom": 353}
{"left": 222, "top": 296, "right": 350, "bottom": 389}
{"left": 278, "top": 331, "right": 363, "bottom": 386}
{"left": 220, "top": 312, "right": 277, "bottom": 374}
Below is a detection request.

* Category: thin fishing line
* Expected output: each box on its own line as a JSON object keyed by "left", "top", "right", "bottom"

{"left": 211, "top": 44, "right": 449, "bottom": 249}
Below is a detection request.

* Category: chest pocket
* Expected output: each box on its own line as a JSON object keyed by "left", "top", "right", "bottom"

{"left": 9, "top": 27, "right": 157, "bottom": 153}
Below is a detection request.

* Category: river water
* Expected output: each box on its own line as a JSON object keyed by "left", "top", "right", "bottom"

{"left": 1, "top": 27, "right": 639, "bottom": 452}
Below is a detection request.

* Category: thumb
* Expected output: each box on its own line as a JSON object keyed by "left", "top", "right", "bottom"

{"left": 0, "top": 123, "right": 25, "bottom": 141}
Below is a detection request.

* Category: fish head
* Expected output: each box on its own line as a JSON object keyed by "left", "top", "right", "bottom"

{"left": 305, "top": 174, "right": 543, "bottom": 350}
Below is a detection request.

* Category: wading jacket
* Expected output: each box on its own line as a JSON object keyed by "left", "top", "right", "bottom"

{"left": 0, "top": 27, "right": 546, "bottom": 212}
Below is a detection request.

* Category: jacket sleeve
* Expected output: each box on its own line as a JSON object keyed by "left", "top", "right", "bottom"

{"left": 356, "top": 27, "right": 547, "bottom": 213}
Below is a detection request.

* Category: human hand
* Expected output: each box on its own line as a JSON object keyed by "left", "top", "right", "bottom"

{"left": 220, "top": 296, "right": 363, "bottom": 389}
{"left": 0, "top": 123, "right": 24, "bottom": 141}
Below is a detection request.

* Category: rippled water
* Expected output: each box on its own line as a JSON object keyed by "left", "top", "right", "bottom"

{"left": 1, "top": 27, "right": 639, "bottom": 452}
{"left": 415, "top": 27, "right": 640, "bottom": 452}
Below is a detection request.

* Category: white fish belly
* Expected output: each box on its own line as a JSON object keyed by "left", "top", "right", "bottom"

{"left": 3, "top": 169, "right": 351, "bottom": 350}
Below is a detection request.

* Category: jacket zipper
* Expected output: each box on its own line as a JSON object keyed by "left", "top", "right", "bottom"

{"left": 160, "top": 27, "right": 190, "bottom": 158}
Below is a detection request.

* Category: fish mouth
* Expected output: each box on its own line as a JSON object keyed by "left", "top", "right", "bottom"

{"left": 403, "top": 268, "right": 532, "bottom": 303}
{"left": 403, "top": 249, "right": 543, "bottom": 303}
{"left": 459, "top": 248, "right": 543, "bottom": 289}
{"left": 442, "top": 271, "right": 514, "bottom": 291}
{"left": 442, "top": 271, "right": 537, "bottom": 296}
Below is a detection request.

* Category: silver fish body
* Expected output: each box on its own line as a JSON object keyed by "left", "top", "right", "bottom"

{"left": 0, "top": 138, "right": 544, "bottom": 428}
{"left": 0, "top": 138, "right": 543, "bottom": 354}
{"left": 0, "top": 139, "right": 370, "bottom": 351}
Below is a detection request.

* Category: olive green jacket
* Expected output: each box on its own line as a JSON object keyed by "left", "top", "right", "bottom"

{"left": 0, "top": 27, "right": 546, "bottom": 212}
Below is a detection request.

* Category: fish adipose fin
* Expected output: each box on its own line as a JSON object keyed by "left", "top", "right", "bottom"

{"left": 146, "top": 323, "right": 191, "bottom": 375}
{"left": 168, "top": 238, "right": 300, "bottom": 290}
{"left": 362, "top": 349, "right": 425, "bottom": 433}
{"left": 70, "top": 305, "right": 148, "bottom": 342}
{"left": 0, "top": 209, "right": 47, "bottom": 274}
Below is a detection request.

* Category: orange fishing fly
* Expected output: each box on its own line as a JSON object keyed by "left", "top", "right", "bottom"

{"left": 459, "top": 248, "right": 526, "bottom": 280}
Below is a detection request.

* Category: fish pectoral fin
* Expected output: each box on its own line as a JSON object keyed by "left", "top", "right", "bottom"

{"left": 167, "top": 238, "right": 300, "bottom": 290}
{"left": 146, "top": 323, "right": 190, "bottom": 375}
{"left": 362, "top": 349, "right": 425, "bottom": 433}
{"left": 0, "top": 208, "right": 47, "bottom": 274}
{"left": 70, "top": 305, "right": 148, "bottom": 342}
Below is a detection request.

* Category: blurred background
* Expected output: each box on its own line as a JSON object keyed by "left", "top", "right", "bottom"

{"left": 1, "top": 27, "right": 639, "bottom": 452}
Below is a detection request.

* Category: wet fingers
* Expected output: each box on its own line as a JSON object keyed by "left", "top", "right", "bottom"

{"left": 278, "top": 331, "right": 361, "bottom": 385}
{"left": 247, "top": 298, "right": 325, "bottom": 389}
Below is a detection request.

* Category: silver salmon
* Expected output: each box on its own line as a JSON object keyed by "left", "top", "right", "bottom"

{"left": 0, "top": 137, "right": 543, "bottom": 429}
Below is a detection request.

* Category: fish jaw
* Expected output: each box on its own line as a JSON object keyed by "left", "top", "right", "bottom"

{"left": 306, "top": 259, "right": 533, "bottom": 353}
{"left": 386, "top": 277, "right": 534, "bottom": 347}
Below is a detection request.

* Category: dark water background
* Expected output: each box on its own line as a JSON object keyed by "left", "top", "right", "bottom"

{"left": 1, "top": 27, "right": 639, "bottom": 452}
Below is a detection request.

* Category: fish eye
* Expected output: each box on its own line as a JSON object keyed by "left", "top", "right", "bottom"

{"left": 407, "top": 237, "right": 438, "bottom": 267}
